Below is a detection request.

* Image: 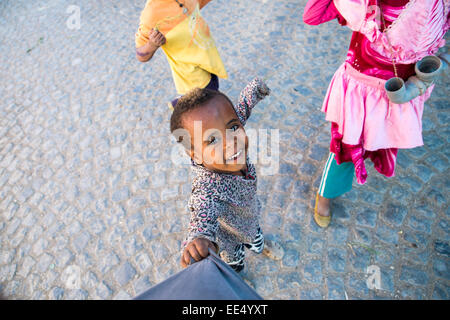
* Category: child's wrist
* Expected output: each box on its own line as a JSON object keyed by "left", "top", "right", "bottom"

{"left": 136, "top": 42, "right": 158, "bottom": 57}
{"left": 147, "top": 41, "right": 159, "bottom": 51}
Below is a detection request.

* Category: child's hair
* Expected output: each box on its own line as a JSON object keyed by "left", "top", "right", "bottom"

{"left": 170, "top": 88, "right": 234, "bottom": 138}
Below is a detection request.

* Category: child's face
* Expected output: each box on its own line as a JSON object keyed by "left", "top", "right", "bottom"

{"left": 182, "top": 96, "right": 248, "bottom": 174}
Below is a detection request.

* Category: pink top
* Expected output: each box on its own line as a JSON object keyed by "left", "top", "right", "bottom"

{"left": 304, "top": 0, "right": 449, "bottom": 80}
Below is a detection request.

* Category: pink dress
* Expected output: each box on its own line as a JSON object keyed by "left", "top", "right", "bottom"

{"left": 303, "top": 0, "right": 449, "bottom": 184}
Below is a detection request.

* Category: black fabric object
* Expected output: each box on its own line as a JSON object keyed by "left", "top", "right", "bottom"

{"left": 133, "top": 249, "right": 262, "bottom": 300}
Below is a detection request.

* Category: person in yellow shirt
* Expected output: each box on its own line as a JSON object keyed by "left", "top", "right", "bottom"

{"left": 135, "top": 0, "right": 228, "bottom": 108}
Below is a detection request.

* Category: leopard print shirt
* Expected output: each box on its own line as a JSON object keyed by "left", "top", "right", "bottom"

{"left": 181, "top": 77, "right": 270, "bottom": 262}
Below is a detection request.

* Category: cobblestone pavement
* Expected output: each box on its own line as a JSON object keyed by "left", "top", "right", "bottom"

{"left": 0, "top": 0, "right": 449, "bottom": 300}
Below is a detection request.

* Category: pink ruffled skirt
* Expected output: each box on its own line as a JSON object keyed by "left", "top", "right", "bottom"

{"left": 322, "top": 62, "right": 433, "bottom": 184}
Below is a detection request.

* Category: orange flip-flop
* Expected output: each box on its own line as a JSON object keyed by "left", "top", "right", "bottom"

{"left": 314, "top": 193, "right": 331, "bottom": 228}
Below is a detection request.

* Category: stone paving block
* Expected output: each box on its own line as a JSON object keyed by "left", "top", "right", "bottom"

{"left": 0, "top": 249, "right": 15, "bottom": 265}
{"left": 291, "top": 179, "right": 310, "bottom": 200}
{"left": 72, "top": 232, "right": 91, "bottom": 253}
{"left": 273, "top": 175, "right": 293, "bottom": 193}
{"left": 279, "top": 162, "right": 297, "bottom": 176}
{"left": 17, "top": 256, "right": 35, "bottom": 278}
{"left": 411, "top": 164, "right": 434, "bottom": 183}
{"left": 64, "top": 289, "right": 89, "bottom": 300}
{"left": 373, "top": 247, "right": 396, "bottom": 267}
{"left": 32, "top": 238, "right": 48, "bottom": 257}
{"left": 250, "top": 254, "right": 280, "bottom": 276}
{"left": 396, "top": 151, "right": 412, "bottom": 169}
{"left": 99, "top": 252, "right": 120, "bottom": 274}
{"left": 348, "top": 245, "right": 372, "bottom": 272}
{"left": 355, "top": 208, "right": 378, "bottom": 228}
{"left": 55, "top": 248, "right": 75, "bottom": 269}
{"left": 281, "top": 248, "right": 300, "bottom": 268}
{"left": 400, "top": 266, "right": 429, "bottom": 286}
{"left": 423, "top": 134, "right": 445, "bottom": 150}
{"left": 114, "top": 262, "right": 137, "bottom": 286}
{"left": 276, "top": 272, "right": 302, "bottom": 291}
{"left": 348, "top": 275, "right": 369, "bottom": 297}
{"left": 303, "top": 259, "right": 323, "bottom": 284}
{"left": 36, "top": 253, "right": 54, "bottom": 273}
{"left": 82, "top": 271, "right": 99, "bottom": 291}
{"left": 253, "top": 275, "right": 275, "bottom": 298}
{"left": 309, "top": 145, "right": 329, "bottom": 162}
{"left": 425, "top": 187, "right": 446, "bottom": 206}
{"left": 400, "top": 285, "right": 427, "bottom": 300}
{"left": 306, "top": 235, "right": 324, "bottom": 255}
{"left": 424, "top": 153, "right": 448, "bottom": 172}
{"left": 404, "top": 146, "right": 427, "bottom": 160}
{"left": 400, "top": 175, "right": 423, "bottom": 193}
{"left": 434, "top": 240, "right": 450, "bottom": 257}
{"left": 300, "top": 287, "right": 323, "bottom": 300}
{"left": 134, "top": 253, "right": 153, "bottom": 273}
{"left": 327, "top": 276, "right": 346, "bottom": 300}
{"left": 125, "top": 212, "right": 144, "bottom": 233}
{"left": 331, "top": 201, "right": 351, "bottom": 222}
{"left": 149, "top": 242, "right": 167, "bottom": 262}
{"left": 0, "top": 264, "right": 17, "bottom": 282}
{"left": 6, "top": 217, "right": 21, "bottom": 236}
{"left": 437, "top": 219, "right": 450, "bottom": 239}
{"left": 407, "top": 215, "right": 433, "bottom": 234}
{"left": 391, "top": 185, "right": 411, "bottom": 207}
{"left": 432, "top": 283, "right": 448, "bottom": 300}
{"left": 375, "top": 223, "right": 399, "bottom": 245}
{"left": 21, "top": 211, "right": 37, "bottom": 228}
{"left": 285, "top": 200, "right": 308, "bottom": 222}
{"left": 327, "top": 247, "right": 346, "bottom": 273}
{"left": 265, "top": 210, "right": 283, "bottom": 230}
{"left": 113, "top": 290, "right": 132, "bottom": 300}
{"left": 327, "top": 222, "right": 348, "bottom": 246}
{"left": 77, "top": 192, "right": 95, "bottom": 209}
{"left": 112, "top": 186, "right": 130, "bottom": 202}
{"left": 121, "top": 237, "right": 143, "bottom": 256}
{"left": 49, "top": 287, "right": 64, "bottom": 300}
{"left": 432, "top": 258, "right": 450, "bottom": 280}
{"left": 133, "top": 276, "right": 153, "bottom": 296}
{"left": 359, "top": 189, "right": 385, "bottom": 206}
{"left": 379, "top": 268, "right": 395, "bottom": 293}
{"left": 95, "top": 282, "right": 113, "bottom": 300}
{"left": 161, "top": 185, "right": 179, "bottom": 202}
{"left": 352, "top": 226, "right": 373, "bottom": 246}
{"left": 283, "top": 222, "right": 302, "bottom": 242}
{"left": 150, "top": 171, "right": 166, "bottom": 188}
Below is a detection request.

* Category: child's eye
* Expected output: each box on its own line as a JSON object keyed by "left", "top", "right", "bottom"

{"left": 208, "top": 136, "right": 217, "bottom": 145}
{"left": 230, "top": 124, "right": 240, "bottom": 131}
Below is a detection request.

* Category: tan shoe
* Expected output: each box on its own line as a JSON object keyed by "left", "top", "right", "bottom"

{"left": 262, "top": 239, "right": 284, "bottom": 260}
{"left": 314, "top": 193, "right": 331, "bottom": 228}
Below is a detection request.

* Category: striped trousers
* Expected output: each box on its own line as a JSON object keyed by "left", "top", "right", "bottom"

{"left": 318, "top": 152, "right": 355, "bottom": 199}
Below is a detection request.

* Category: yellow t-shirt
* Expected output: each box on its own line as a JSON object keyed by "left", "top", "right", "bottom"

{"left": 135, "top": 0, "right": 228, "bottom": 94}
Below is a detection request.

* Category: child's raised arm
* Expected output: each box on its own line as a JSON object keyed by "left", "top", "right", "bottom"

{"left": 234, "top": 77, "right": 270, "bottom": 126}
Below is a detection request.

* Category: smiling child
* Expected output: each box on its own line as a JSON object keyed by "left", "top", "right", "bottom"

{"left": 170, "top": 78, "right": 283, "bottom": 272}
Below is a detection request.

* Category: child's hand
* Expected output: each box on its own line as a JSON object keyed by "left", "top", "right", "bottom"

{"left": 181, "top": 238, "right": 216, "bottom": 268}
{"left": 148, "top": 29, "right": 166, "bottom": 48}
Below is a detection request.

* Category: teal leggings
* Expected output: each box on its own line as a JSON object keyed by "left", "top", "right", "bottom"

{"left": 318, "top": 153, "right": 355, "bottom": 199}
